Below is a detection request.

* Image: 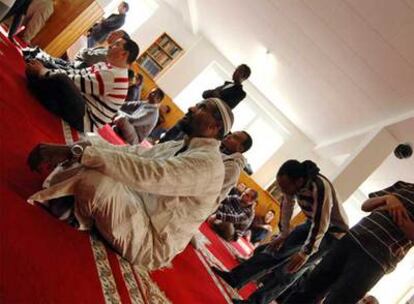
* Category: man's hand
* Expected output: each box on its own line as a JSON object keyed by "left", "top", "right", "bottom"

{"left": 207, "top": 215, "right": 217, "bottom": 225}
{"left": 384, "top": 195, "right": 410, "bottom": 226}
{"left": 26, "top": 59, "right": 48, "bottom": 77}
{"left": 397, "top": 216, "right": 414, "bottom": 241}
{"left": 27, "top": 143, "right": 72, "bottom": 172}
{"left": 285, "top": 251, "right": 308, "bottom": 273}
{"left": 268, "top": 235, "right": 285, "bottom": 252}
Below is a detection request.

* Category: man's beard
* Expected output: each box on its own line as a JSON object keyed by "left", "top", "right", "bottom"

{"left": 180, "top": 115, "right": 193, "bottom": 135}
{"left": 220, "top": 144, "right": 232, "bottom": 155}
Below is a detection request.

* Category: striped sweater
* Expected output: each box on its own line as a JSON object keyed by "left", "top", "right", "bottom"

{"left": 46, "top": 62, "right": 129, "bottom": 131}
{"left": 349, "top": 181, "right": 414, "bottom": 272}
{"left": 278, "top": 175, "right": 349, "bottom": 255}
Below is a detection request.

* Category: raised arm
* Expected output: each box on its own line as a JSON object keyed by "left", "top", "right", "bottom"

{"left": 361, "top": 196, "right": 387, "bottom": 212}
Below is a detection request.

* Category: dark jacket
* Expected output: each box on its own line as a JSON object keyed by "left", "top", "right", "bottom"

{"left": 202, "top": 81, "right": 246, "bottom": 109}
{"left": 90, "top": 13, "right": 126, "bottom": 43}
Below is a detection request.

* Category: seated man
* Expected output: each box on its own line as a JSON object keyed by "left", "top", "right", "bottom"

{"left": 285, "top": 181, "right": 413, "bottom": 304}
{"left": 23, "top": 30, "right": 131, "bottom": 70}
{"left": 147, "top": 104, "right": 171, "bottom": 144}
{"left": 229, "top": 182, "right": 247, "bottom": 197}
{"left": 25, "top": 37, "right": 139, "bottom": 132}
{"left": 219, "top": 131, "right": 253, "bottom": 201}
{"left": 27, "top": 98, "right": 234, "bottom": 270}
{"left": 113, "top": 87, "right": 165, "bottom": 145}
{"left": 248, "top": 210, "right": 275, "bottom": 246}
{"left": 126, "top": 71, "right": 143, "bottom": 101}
{"left": 209, "top": 188, "right": 258, "bottom": 242}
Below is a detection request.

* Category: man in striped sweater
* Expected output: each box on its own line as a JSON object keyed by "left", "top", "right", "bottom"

{"left": 213, "top": 160, "right": 349, "bottom": 304}
{"left": 285, "top": 181, "right": 413, "bottom": 304}
{"left": 25, "top": 37, "right": 139, "bottom": 132}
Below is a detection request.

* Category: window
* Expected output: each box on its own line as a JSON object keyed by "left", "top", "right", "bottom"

{"left": 104, "top": 0, "right": 158, "bottom": 34}
{"left": 175, "top": 62, "right": 285, "bottom": 172}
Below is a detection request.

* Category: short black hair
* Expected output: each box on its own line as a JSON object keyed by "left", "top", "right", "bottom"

{"left": 239, "top": 64, "right": 251, "bottom": 79}
{"left": 247, "top": 188, "right": 259, "bottom": 201}
{"left": 241, "top": 131, "right": 253, "bottom": 153}
{"left": 121, "top": 2, "right": 129, "bottom": 12}
{"left": 122, "top": 38, "right": 139, "bottom": 64}
{"left": 127, "top": 69, "right": 135, "bottom": 80}
{"left": 153, "top": 88, "right": 165, "bottom": 101}
{"left": 277, "top": 160, "right": 320, "bottom": 181}
{"left": 118, "top": 30, "right": 130, "bottom": 40}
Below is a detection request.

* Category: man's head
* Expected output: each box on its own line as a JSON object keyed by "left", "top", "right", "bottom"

{"left": 160, "top": 104, "right": 171, "bottom": 115}
{"left": 358, "top": 295, "right": 379, "bottom": 304}
{"left": 107, "top": 38, "right": 139, "bottom": 67}
{"left": 232, "top": 64, "right": 251, "bottom": 84}
{"left": 220, "top": 131, "right": 253, "bottom": 155}
{"left": 276, "top": 160, "right": 320, "bottom": 196}
{"left": 147, "top": 88, "right": 165, "bottom": 105}
{"left": 264, "top": 210, "right": 275, "bottom": 224}
{"left": 107, "top": 30, "right": 130, "bottom": 45}
{"left": 240, "top": 188, "right": 258, "bottom": 207}
{"left": 181, "top": 98, "right": 234, "bottom": 140}
{"left": 118, "top": 1, "right": 129, "bottom": 14}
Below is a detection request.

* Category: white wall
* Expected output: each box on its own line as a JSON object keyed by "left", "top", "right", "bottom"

{"left": 128, "top": 0, "right": 338, "bottom": 188}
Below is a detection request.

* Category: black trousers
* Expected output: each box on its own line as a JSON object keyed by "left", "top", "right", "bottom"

{"left": 284, "top": 234, "right": 384, "bottom": 304}
{"left": 27, "top": 73, "right": 85, "bottom": 132}
{"left": 228, "top": 222, "right": 313, "bottom": 288}
{"left": 245, "top": 228, "right": 337, "bottom": 303}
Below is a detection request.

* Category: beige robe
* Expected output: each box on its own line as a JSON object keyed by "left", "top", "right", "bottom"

{"left": 28, "top": 137, "right": 225, "bottom": 270}
{"left": 219, "top": 152, "right": 247, "bottom": 202}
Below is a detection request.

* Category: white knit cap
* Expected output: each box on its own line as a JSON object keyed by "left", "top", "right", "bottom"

{"left": 208, "top": 98, "right": 234, "bottom": 136}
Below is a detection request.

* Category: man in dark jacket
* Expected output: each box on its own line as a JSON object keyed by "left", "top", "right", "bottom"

{"left": 202, "top": 64, "right": 251, "bottom": 109}
{"left": 87, "top": 1, "right": 129, "bottom": 48}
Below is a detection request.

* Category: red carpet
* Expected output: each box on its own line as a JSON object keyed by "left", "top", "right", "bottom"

{"left": 0, "top": 31, "right": 257, "bottom": 303}
{"left": 0, "top": 32, "right": 106, "bottom": 303}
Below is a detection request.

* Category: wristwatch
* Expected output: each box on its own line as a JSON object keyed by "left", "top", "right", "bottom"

{"left": 70, "top": 144, "right": 84, "bottom": 161}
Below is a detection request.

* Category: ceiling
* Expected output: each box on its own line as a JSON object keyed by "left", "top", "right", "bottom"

{"left": 165, "top": 0, "right": 414, "bottom": 145}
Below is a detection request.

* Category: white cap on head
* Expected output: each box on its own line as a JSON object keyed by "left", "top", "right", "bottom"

{"left": 207, "top": 98, "right": 234, "bottom": 136}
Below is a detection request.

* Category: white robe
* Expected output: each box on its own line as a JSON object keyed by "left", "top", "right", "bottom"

{"left": 28, "top": 137, "right": 225, "bottom": 270}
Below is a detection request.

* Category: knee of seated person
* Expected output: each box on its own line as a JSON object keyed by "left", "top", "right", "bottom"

{"left": 76, "top": 170, "right": 112, "bottom": 199}
{"left": 221, "top": 222, "right": 235, "bottom": 241}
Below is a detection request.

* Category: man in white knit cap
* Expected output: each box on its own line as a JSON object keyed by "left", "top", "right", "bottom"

{"left": 27, "top": 98, "right": 234, "bottom": 270}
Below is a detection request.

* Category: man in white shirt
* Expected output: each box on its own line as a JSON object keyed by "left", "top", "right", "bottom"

{"left": 27, "top": 98, "right": 234, "bottom": 270}
{"left": 113, "top": 87, "right": 165, "bottom": 144}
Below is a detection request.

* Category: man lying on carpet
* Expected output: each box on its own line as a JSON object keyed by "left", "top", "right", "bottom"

{"left": 112, "top": 87, "right": 165, "bottom": 145}
{"left": 27, "top": 98, "right": 234, "bottom": 270}
{"left": 208, "top": 188, "right": 258, "bottom": 242}
{"left": 25, "top": 37, "right": 139, "bottom": 132}
{"left": 23, "top": 30, "right": 131, "bottom": 70}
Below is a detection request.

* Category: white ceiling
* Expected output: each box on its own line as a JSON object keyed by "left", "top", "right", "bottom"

{"left": 165, "top": 0, "right": 414, "bottom": 145}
